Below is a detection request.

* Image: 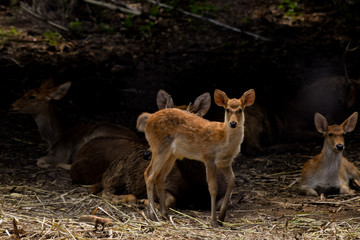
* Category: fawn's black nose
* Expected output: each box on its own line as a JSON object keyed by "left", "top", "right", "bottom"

{"left": 230, "top": 121, "right": 237, "bottom": 128}
{"left": 336, "top": 144, "right": 344, "bottom": 151}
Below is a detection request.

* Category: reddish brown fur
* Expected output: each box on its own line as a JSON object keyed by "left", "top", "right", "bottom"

{"left": 300, "top": 112, "right": 360, "bottom": 196}
{"left": 142, "top": 89, "right": 255, "bottom": 228}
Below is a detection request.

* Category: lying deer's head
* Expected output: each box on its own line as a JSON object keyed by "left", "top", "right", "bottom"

{"left": 11, "top": 79, "right": 71, "bottom": 114}
{"left": 314, "top": 112, "right": 358, "bottom": 152}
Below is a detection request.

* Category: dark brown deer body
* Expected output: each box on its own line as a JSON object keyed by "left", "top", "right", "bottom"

{"left": 11, "top": 79, "right": 136, "bottom": 169}
{"left": 300, "top": 112, "right": 360, "bottom": 196}
{"left": 86, "top": 137, "right": 226, "bottom": 209}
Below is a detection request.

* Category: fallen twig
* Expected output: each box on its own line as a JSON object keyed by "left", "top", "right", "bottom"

{"left": 146, "top": 0, "right": 270, "bottom": 41}
{"left": 309, "top": 196, "right": 360, "bottom": 207}
{"left": 12, "top": 218, "right": 21, "bottom": 238}
{"left": 84, "top": 0, "right": 141, "bottom": 15}
{"left": 19, "top": 2, "right": 69, "bottom": 32}
{"left": 170, "top": 208, "right": 208, "bottom": 228}
{"left": 79, "top": 215, "right": 113, "bottom": 230}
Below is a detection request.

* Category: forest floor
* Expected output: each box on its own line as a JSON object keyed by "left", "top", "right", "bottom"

{"left": 2, "top": 0, "right": 360, "bottom": 239}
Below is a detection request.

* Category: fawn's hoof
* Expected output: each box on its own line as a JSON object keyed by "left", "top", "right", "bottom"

{"left": 36, "top": 157, "right": 52, "bottom": 168}
{"left": 146, "top": 209, "right": 158, "bottom": 221}
{"left": 211, "top": 220, "right": 219, "bottom": 228}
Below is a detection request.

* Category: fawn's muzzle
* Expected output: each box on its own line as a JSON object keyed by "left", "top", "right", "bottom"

{"left": 336, "top": 144, "right": 344, "bottom": 151}
{"left": 230, "top": 121, "right": 237, "bottom": 128}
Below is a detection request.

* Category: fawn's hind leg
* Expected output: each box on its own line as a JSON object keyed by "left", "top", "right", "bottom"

{"left": 156, "top": 154, "right": 178, "bottom": 218}
{"left": 144, "top": 147, "right": 173, "bottom": 220}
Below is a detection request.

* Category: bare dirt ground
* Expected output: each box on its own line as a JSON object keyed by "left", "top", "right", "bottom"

{"left": 2, "top": 0, "right": 360, "bottom": 239}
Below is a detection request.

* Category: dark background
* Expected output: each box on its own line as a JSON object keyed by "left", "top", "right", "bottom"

{"left": 2, "top": 0, "right": 360, "bottom": 153}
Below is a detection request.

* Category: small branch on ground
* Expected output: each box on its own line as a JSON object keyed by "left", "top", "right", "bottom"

{"left": 146, "top": 0, "right": 271, "bottom": 41}
{"left": 19, "top": 2, "right": 69, "bottom": 32}
{"left": 83, "top": 0, "right": 141, "bottom": 15}
{"left": 79, "top": 215, "right": 113, "bottom": 231}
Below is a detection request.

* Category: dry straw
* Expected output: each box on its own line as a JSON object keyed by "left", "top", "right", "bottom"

{"left": 2, "top": 168, "right": 360, "bottom": 240}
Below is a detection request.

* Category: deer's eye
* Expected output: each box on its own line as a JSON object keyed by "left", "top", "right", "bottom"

{"left": 328, "top": 133, "right": 333, "bottom": 137}
{"left": 28, "top": 95, "right": 36, "bottom": 100}
{"left": 226, "top": 109, "right": 230, "bottom": 113}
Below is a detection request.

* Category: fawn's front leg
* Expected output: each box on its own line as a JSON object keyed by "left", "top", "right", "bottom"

{"left": 205, "top": 161, "right": 218, "bottom": 228}
{"left": 218, "top": 165, "right": 235, "bottom": 222}
{"left": 339, "top": 160, "right": 356, "bottom": 195}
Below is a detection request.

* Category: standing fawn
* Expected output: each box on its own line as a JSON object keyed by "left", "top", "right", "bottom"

{"left": 300, "top": 112, "right": 360, "bottom": 196}
{"left": 11, "top": 79, "right": 137, "bottom": 169}
{"left": 70, "top": 89, "right": 211, "bottom": 185}
{"left": 140, "top": 89, "right": 255, "bottom": 228}
{"left": 74, "top": 90, "right": 226, "bottom": 210}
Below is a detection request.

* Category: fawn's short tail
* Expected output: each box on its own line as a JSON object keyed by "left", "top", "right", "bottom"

{"left": 136, "top": 112, "right": 151, "bottom": 132}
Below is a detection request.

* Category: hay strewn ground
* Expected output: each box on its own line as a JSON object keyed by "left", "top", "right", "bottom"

{"left": 2, "top": 116, "right": 360, "bottom": 239}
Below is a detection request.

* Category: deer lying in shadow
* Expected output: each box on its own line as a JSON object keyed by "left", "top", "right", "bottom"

{"left": 70, "top": 89, "right": 190, "bottom": 185}
{"left": 300, "top": 112, "right": 360, "bottom": 197}
{"left": 72, "top": 89, "right": 226, "bottom": 210}
{"left": 11, "top": 79, "right": 137, "bottom": 169}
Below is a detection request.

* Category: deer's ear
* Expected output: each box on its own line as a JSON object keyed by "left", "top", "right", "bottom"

{"left": 214, "top": 89, "right": 228, "bottom": 107}
{"left": 341, "top": 112, "right": 358, "bottom": 133}
{"left": 40, "top": 79, "right": 55, "bottom": 89}
{"left": 157, "top": 89, "right": 174, "bottom": 110}
{"left": 49, "top": 82, "right": 71, "bottom": 100}
{"left": 241, "top": 89, "right": 255, "bottom": 107}
{"left": 314, "top": 113, "right": 328, "bottom": 134}
{"left": 193, "top": 92, "right": 211, "bottom": 117}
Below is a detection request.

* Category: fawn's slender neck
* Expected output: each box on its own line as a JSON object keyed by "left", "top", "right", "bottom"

{"left": 320, "top": 142, "right": 343, "bottom": 174}
{"left": 223, "top": 119, "right": 245, "bottom": 152}
{"left": 33, "top": 104, "right": 63, "bottom": 150}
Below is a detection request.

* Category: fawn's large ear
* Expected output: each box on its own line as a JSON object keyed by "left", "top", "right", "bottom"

{"left": 314, "top": 113, "right": 328, "bottom": 134}
{"left": 40, "top": 79, "right": 55, "bottom": 89}
{"left": 214, "top": 89, "right": 228, "bottom": 107}
{"left": 49, "top": 81, "right": 71, "bottom": 100}
{"left": 157, "top": 89, "right": 174, "bottom": 109}
{"left": 240, "top": 89, "right": 255, "bottom": 107}
{"left": 193, "top": 92, "right": 211, "bottom": 117}
{"left": 341, "top": 112, "right": 358, "bottom": 133}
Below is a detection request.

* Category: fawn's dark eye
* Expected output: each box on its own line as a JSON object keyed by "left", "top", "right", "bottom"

{"left": 328, "top": 133, "right": 333, "bottom": 137}
{"left": 226, "top": 109, "right": 230, "bottom": 113}
{"left": 28, "top": 95, "right": 36, "bottom": 100}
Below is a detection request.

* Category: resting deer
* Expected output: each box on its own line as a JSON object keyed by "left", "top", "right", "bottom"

{"left": 300, "top": 112, "right": 360, "bottom": 196}
{"left": 140, "top": 89, "right": 255, "bottom": 228}
{"left": 70, "top": 89, "right": 211, "bottom": 185}
{"left": 73, "top": 90, "right": 225, "bottom": 210}
{"left": 11, "top": 79, "right": 136, "bottom": 169}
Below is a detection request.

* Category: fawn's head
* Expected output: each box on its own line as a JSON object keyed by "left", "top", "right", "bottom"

{"left": 11, "top": 79, "right": 71, "bottom": 114}
{"left": 214, "top": 89, "right": 255, "bottom": 129}
{"left": 314, "top": 112, "right": 358, "bottom": 152}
